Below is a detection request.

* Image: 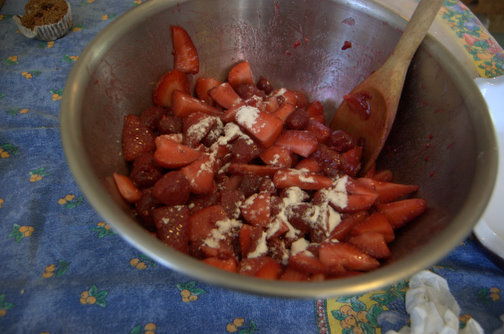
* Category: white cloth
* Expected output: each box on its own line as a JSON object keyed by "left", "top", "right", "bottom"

{"left": 386, "top": 270, "right": 484, "bottom": 334}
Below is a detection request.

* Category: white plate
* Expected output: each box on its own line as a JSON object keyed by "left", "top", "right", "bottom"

{"left": 474, "top": 76, "right": 504, "bottom": 262}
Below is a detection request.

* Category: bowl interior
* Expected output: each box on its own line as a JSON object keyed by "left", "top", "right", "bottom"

{"left": 61, "top": 0, "right": 497, "bottom": 297}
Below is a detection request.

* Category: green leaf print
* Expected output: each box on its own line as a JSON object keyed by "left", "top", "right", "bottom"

{"left": 129, "top": 325, "right": 142, "bottom": 334}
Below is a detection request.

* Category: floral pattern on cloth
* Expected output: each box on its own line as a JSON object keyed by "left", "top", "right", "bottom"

{"left": 0, "top": 0, "right": 503, "bottom": 333}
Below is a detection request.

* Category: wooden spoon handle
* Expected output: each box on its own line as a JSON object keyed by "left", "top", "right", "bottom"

{"left": 390, "top": 0, "right": 444, "bottom": 65}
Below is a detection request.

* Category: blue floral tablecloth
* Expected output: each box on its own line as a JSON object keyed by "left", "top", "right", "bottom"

{"left": 1, "top": 1, "right": 503, "bottom": 333}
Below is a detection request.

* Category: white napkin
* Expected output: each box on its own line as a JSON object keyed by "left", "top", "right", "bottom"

{"left": 386, "top": 270, "right": 484, "bottom": 334}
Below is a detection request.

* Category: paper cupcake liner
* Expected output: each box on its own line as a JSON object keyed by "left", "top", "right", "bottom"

{"left": 14, "top": 1, "right": 73, "bottom": 41}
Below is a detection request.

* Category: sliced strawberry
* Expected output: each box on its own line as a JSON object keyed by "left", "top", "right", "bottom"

{"left": 263, "top": 95, "right": 280, "bottom": 113}
{"left": 202, "top": 257, "right": 238, "bottom": 273}
{"left": 113, "top": 173, "right": 142, "bottom": 203}
{"left": 219, "top": 102, "right": 245, "bottom": 123}
{"left": 182, "top": 112, "right": 218, "bottom": 147}
{"left": 140, "top": 106, "right": 166, "bottom": 130}
{"left": 152, "top": 205, "right": 190, "bottom": 253}
{"left": 239, "top": 175, "right": 265, "bottom": 197}
{"left": 273, "top": 88, "right": 298, "bottom": 106}
{"left": 306, "top": 100, "right": 325, "bottom": 124}
{"left": 319, "top": 242, "right": 380, "bottom": 271}
{"left": 280, "top": 267, "right": 310, "bottom": 281}
{"left": 130, "top": 152, "right": 163, "bottom": 188}
{"left": 311, "top": 143, "right": 362, "bottom": 177}
{"left": 355, "top": 178, "right": 419, "bottom": 203}
{"left": 273, "top": 168, "right": 333, "bottom": 190}
{"left": 122, "top": 114, "right": 156, "bottom": 161}
{"left": 152, "top": 171, "right": 191, "bottom": 206}
{"left": 285, "top": 203, "right": 317, "bottom": 235}
{"left": 228, "top": 61, "right": 254, "bottom": 90}
{"left": 230, "top": 137, "right": 262, "bottom": 163}
{"left": 273, "top": 103, "right": 296, "bottom": 122}
{"left": 154, "top": 135, "right": 204, "bottom": 168}
{"left": 171, "top": 25, "right": 199, "bottom": 74}
{"left": 348, "top": 232, "right": 391, "bottom": 259}
{"left": 376, "top": 198, "right": 427, "bottom": 229}
{"left": 373, "top": 169, "right": 393, "bottom": 182}
{"left": 274, "top": 130, "right": 318, "bottom": 158}
{"left": 259, "top": 145, "right": 293, "bottom": 167}
{"left": 221, "top": 188, "right": 245, "bottom": 219}
{"left": 180, "top": 155, "right": 216, "bottom": 194}
{"left": 209, "top": 82, "right": 243, "bottom": 109}
{"left": 239, "top": 224, "right": 265, "bottom": 257}
{"left": 234, "top": 106, "right": 283, "bottom": 148}
{"left": 363, "top": 163, "right": 376, "bottom": 179}
{"left": 188, "top": 205, "right": 228, "bottom": 242}
{"left": 330, "top": 180, "right": 378, "bottom": 213}
{"left": 295, "top": 158, "right": 321, "bottom": 173}
{"left": 153, "top": 69, "right": 190, "bottom": 107}
{"left": 305, "top": 120, "right": 331, "bottom": 143}
{"left": 240, "top": 192, "right": 271, "bottom": 228}
{"left": 239, "top": 256, "right": 282, "bottom": 280}
{"left": 195, "top": 77, "right": 221, "bottom": 105}
{"left": 187, "top": 192, "right": 221, "bottom": 215}
{"left": 226, "top": 162, "right": 281, "bottom": 176}
{"left": 289, "top": 251, "right": 336, "bottom": 275}
{"left": 135, "top": 188, "right": 161, "bottom": 231}
{"left": 285, "top": 107, "right": 309, "bottom": 130}
{"left": 172, "top": 90, "right": 222, "bottom": 117}
{"left": 292, "top": 90, "right": 309, "bottom": 108}
{"left": 351, "top": 212, "right": 395, "bottom": 242}
{"left": 329, "top": 211, "right": 368, "bottom": 241}
{"left": 158, "top": 114, "right": 183, "bottom": 135}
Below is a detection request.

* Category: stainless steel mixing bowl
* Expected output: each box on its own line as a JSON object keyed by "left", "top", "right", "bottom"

{"left": 60, "top": 0, "right": 498, "bottom": 297}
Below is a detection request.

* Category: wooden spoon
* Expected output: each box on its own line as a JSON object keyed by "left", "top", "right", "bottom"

{"left": 329, "top": 0, "right": 444, "bottom": 173}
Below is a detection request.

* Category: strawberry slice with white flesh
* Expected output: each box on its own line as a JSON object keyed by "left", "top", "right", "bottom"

{"left": 228, "top": 61, "right": 254, "bottom": 90}
{"left": 234, "top": 105, "right": 283, "bottom": 148}
{"left": 171, "top": 25, "right": 199, "bottom": 74}
{"left": 153, "top": 69, "right": 190, "bottom": 107}
{"left": 154, "top": 135, "right": 204, "bottom": 169}
{"left": 172, "top": 90, "right": 222, "bottom": 117}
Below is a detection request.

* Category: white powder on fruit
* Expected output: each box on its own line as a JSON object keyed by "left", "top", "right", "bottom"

{"left": 203, "top": 218, "right": 242, "bottom": 249}
{"left": 186, "top": 116, "right": 217, "bottom": 142}
{"left": 247, "top": 230, "right": 268, "bottom": 258}
{"left": 235, "top": 105, "right": 260, "bottom": 129}
{"left": 290, "top": 238, "right": 310, "bottom": 256}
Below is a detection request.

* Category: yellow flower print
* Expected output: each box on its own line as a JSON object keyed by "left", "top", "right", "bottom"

{"left": 176, "top": 281, "right": 206, "bottom": 303}
{"left": 47, "top": 41, "right": 55, "bottom": 48}
{"left": 9, "top": 224, "right": 34, "bottom": 242}
{"left": 19, "top": 108, "right": 29, "bottom": 114}
{"left": 102, "top": 14, "right": 109, "bottom": 20}
{"left": 0, "top": 149, "right": 9, "bottom": 159}
{"left": 92, "top": 221, "right": 116, "bottom": 238}
{"left": 490, "top": 287, "right": 501, "bottom": 301}
{"left": 133, "top": 0, "right": 143, "bottom": 4}
{"left": 80, "top": 285, "right": 108, "bottom": 307}
{"left": 130, "top": 323, "right": 157, "bottom": 334}
{"left": 19, "top": 225, "right": 35, "bottom": 237}
{"left": 29, "top": 167, "right": 49, "bottom": 182}
{"left": 0, "top": 144, "right": 18, "bottom": 158}
{"left": 6, "top": 55, "right": 18, "bottom": 64}
{"left": 226, "top": 318, "right": 257, "bottom": 333}
{"left": 87, "top": 0, "right": 95, "bottom": 3}
{"left": 0, "top": 198, "right": 4, "bottom": 208}
{"left": 22, "top": 71, "right": 33, "bottom": 79}
{"left": 144, "top": 323, "right": 157, "bottom": 334}
{"left": 129, "top": 254, "right": 156, "bottom": 270}
{"left": 58, "top": 193, "right": 84, "bottom": 208}
{"left": 42, "top": 261, "right": 70, "bottom": 278}
{"left": 0, "top": 293, "right": 14, "bottom": 317}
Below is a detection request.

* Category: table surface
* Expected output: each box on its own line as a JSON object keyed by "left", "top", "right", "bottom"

{"left": 1, "top": 0, "right": 503, "bottom": 333}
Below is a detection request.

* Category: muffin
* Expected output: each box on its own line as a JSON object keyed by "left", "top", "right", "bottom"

{"left": 14, "top": 0, "right": 72, "bottom": 41}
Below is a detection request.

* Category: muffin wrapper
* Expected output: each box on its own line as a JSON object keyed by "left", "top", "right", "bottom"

{"left": 14, "top": 1, "right": 73, "bottom": 41}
